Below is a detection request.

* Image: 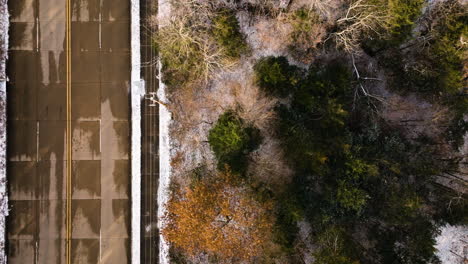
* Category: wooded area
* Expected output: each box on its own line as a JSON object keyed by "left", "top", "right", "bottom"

{"left": 157, "top": 0, "right": 467, "bottom": 263}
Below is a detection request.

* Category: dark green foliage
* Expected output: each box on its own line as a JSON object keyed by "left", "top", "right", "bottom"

{"left": 277, "top": 61, "right": 352, "bottom": 172}
{"left": 431, "top": 6, "right": 468, "bottom": 148}
{"left": 254, "top": 56, "right": 302, "bottom": 98}
{"left": 424, "top": 4, "right": 467, "bottom": 99}
{"left": 158, "top": 51, "right": 194, "bottom": 88}
{"left": 377, "top": 1, "right": 467, "bottom": 147}
{"left": 362, "top": 0, "right": 424, "bottom": 53}
{"left": 295, "top": 118, "right": 445, "bottom": 263}
{"left": 212, "top": 10, "right": 249, "bottom": 58}
{"left": 260, "top": 56, "right": 452, "bottom": 263}
{"left": 375, "top": 217, "right": 440, "bottom": 264}
{"left": 208, "top": 111, "right": 261, "bottom": 173}
{"left": 410, "top": 7, "right": 465, "bottom": 95}
{"left": 273, "top": 191, "right": 302, "bottom": 253}
{"left": 386, "top": 0, "right": 424, "bottom": 43}
{"left": 381, "top": 1, "right": 466, "bottom": 95}
{"left": 336, "top": 180, "right": 369, "bottom": 213}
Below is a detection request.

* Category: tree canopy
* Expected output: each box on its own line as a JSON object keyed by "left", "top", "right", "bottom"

{"left": 208, "top": 111, "right": 261, "bottom": 173}
{"left": 254, "top": 56, "right": 301, "bottom": 98}
{"left": 163, "top": 169, "right": 275, "bottom": 262}
{"left": 212, "top": 9, "right": 249, "bottom": 58}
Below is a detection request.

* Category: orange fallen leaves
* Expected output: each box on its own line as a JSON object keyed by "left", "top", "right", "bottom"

{"left": 163, "top": 170, "right": 274, "bottom": 262}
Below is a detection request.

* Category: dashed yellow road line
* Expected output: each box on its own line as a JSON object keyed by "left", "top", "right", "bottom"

{"left": 65, "top": 0, "right": 72, "bottom": 263}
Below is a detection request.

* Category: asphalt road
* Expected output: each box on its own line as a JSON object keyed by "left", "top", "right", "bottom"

{"left": 7, "top": 0, "right": 131, "bottom": 263}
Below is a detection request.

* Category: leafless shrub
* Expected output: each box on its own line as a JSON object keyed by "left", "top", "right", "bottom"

{"left": 156, "top": 0, "right": 241, "bottom": 87}
{"left": 329, "top": 0, "right": 389, "bottom": 54}
{"left": 229, "top": 81, "right": 278, "bottom": 130}
{"left": 304, "top": 0, "right": 348, "bottom": 22}
{"left": 157, "top": 16, "right": 236, "bottom": 83}
{"left": 249, "top": 134, "right": 294, "bottom": 189}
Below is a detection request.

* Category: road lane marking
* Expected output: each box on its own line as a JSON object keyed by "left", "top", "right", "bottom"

{"left": 65, "top": 0, "right": 72, "bottom": 263}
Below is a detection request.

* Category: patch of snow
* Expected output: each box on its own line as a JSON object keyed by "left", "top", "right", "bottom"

{"left": 460, "top": 115, "right": 468, "bottom": 176}
{"left": 158, "top": 0, "right": 171, "bottom": 27}
{"left": 238, "top": 12, "right": 292, "bottom": 59}
{"left": 435, "top": 224, "right": 468, "bottom": 264}
{"left": 157, "top": 60, "right": 172, "bottom": 264}
{"left": 0, "top": 82, "right": 6, "bottom": 264}
{"left": 297, "top": 220, "right": 316, "bottom": 264}
{"left": 0, "top": 0, "right": 7, "bottom": 262}
{"left": 158, "top": 0, "right": 172, "bottom": 262}
{"left": 130, "top": 0, "right": 144, "bottom": 263}
{"left": 237, "top": 11, "right": 309, "bottom": 68}
{"left": 289, "top": 0, "right": 347, "bottom": 22}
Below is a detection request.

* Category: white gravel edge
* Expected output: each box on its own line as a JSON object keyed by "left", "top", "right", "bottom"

{"left": 157, "top": 0, "right": 172, "bottom": 263}
{"left": 0, "top": 0, "right": 8, "bottom": 263}
{"left": 130, "top": 0, "right": 144, "bottom": 263}
{"left": 157, "top": 61, "right": 171, "bottom": 264}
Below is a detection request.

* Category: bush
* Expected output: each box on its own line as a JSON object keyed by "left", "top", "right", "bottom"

{"left": 378, "top": 1, "right": 466, "bottom": 128}
{"left": 336, "top": 181, "right": 368, "bottom": 212}
{"left": 426, "top": 4, "right": 467, "bottom": 96}
{"left": 212, "top": 9, "right": 249, "bottom": 58}
{"left": 156, "top": 4, "right": 239, "bottom": 88}
{"left": 287, "top": 8, "right": 324, "bottom": 63}
{"left": 274, "top": 56, "right": 450, "bottom": 260}
{"left": 254, "top": 56, "right": 301, "bottom": 98}
{"left": 208, "top": 111, "right": 261, "bottom": 173}
{"left": 294, "top": 62, "right": 352, "bottom": 113}
{"left": 313, "top": 226, "right": 360, "bottom": 264}
{"left": 386, "top": 0, "right": 424, "bottom": 43}
{"left": 361, "top": 0, "right": 423, "bottom": 53}
{"left": 273, "top": 190, "right": 303, "bottom": 253}
{"left": 158, "top": 22, "right": 205, "bottom": 87}
{"left": 276, "top": 62, "right": 353, "bottom": 172}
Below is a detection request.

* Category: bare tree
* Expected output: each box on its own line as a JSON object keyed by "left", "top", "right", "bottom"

{"left": 329, "top": 0, "right": 389, "bottom": 54}
{"left": 156, "top": 0, "right": 239, "bottom": 86}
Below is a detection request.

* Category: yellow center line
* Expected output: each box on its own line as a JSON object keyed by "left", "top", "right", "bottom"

{"left": 65, "top": 0, "right": 72, "bottom": 263}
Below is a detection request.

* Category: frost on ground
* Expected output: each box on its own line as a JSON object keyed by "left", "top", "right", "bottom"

{"left": 435, "top": 225, "right": 468, "bottom": 264}
{"left": 166, "top": 0, "right": 306, "bottom": 188}
{"left": 0, "top": 0, "right": 7, "bottom": 263}
{"left": 238, "top": 11, "right": 293, "bottom": 59}
{"left": 158, "top": 63, "right": 172, "bottom": 264}
{"left": 169, "top": 59, "right": 292, "bottom": 190}
{"left": 157, "top": 0, "right": 172, "bottom": 262}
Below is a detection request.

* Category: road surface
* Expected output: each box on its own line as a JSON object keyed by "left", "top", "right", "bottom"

{"left": 7, "top": 0, "right": 131, "bottom": 263}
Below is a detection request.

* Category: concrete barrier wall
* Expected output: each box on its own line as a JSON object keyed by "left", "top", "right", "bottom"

{"left": 130, "top": 0, "right": 143, "bottom": 263}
